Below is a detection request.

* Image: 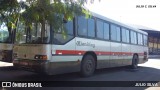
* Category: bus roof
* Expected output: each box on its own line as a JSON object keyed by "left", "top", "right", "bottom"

{"left": 91, "top": 12, "right": 148, "bottom": 35}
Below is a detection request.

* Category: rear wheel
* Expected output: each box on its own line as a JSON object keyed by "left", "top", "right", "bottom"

{"left": 81, "top": 55, "right": 96, "bottom": 77}
{"left": 131, "top": 55, "right": 139, "bottom": 69}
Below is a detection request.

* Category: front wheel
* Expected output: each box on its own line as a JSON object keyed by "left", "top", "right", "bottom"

{"left": 131, "top": 55, "right": 139, "bottom": 69}
{"left": 80, "top": 55, "right": 96, "bottom": 77}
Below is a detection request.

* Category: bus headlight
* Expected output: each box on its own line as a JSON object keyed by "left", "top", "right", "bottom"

{"left": 34, "top": 55, "right": 48, "bottom": 60}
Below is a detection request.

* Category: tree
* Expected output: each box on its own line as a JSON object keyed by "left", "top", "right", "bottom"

{"left": 0, "top": 0, "right": 21, "bottom": 43}
{"left": 0, "top": 0, "right": 97, "bottom": 42}
{"left": 21, "top": 0, "right": 94, "bottom": 38}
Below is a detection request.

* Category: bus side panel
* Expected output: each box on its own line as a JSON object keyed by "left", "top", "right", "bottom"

{"left": 121, "top": 43, "right": 132, "bottom": 66}
{"left": 48, "top": 56, "right": 81, "bottom": 75}
{"left": 138, "top": 46, "right": 145, "bottom": 64}
{"left": 130, "top": 45, "right": 144, "bottom": 64}
{"left": 94, "top": 40, "right": 110, "bottom": 69}
{"left": 49, "top": 38, "right": 82, "bottom": 75}
{"left": 110, "top": 42, "right": 123, "bottom": 67}
{"left": 75, "top": 37, "right": 111, "bottom": 69}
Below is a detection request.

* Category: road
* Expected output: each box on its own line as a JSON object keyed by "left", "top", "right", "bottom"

{"left": 0, "top": 59, "right": 160, "bottom": 90}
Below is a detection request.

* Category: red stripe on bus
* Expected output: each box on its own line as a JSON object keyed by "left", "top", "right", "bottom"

{"left": 55, "top": 50, "right": 144, "bottom": 56}
{"left": 56, "top": 50, "right": 76, "bottom": 55}
{"left": 95, "top": 51, "right": 111, "bottom": 55}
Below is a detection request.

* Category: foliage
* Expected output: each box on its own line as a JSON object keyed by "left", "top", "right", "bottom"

{"left": 22, "top": 0, "right": 91, "bottom": 30}
{"left": 18, "top": 0, "right": 95, "bottom": 40}
{"left": 0, "top": 0, "right": 20, "bottom": 28}
{"left": 0, "top": 0, "right": 97, "bottom": 41}
{"left": 0, "top": 0, "right": 22, "bottom": 42}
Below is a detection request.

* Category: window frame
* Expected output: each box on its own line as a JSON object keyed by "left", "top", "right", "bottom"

{"left": 96, "top": 19, "right": 104, "bottom": 39}
{"left": 87, "top": 17, "right": 96, "bottom": 38}
{"left": 77, "top": 16, "right": 96, "bottom": 39}
{"left": 121, "top": 27, "right": 130, "bottom": 44}
{"left": 130, "top": 30, "right": 138, "bottom": 45}
{"left": 137, "top": 33, "right": 143, "bottom": 45}
{"left": 103, "top": 22, "right": 110, "bottom": 40}
{"left": 110, "top": 24, "right": 121, "bottom": 42}
{"left": 52, "top": 18, "right": 75, "bottom": 45}
{"left": 77, "top": 16, "right": 88, "bottom": 37}
{"left": 143, "top": 34, "right": 148, "bottom": 46}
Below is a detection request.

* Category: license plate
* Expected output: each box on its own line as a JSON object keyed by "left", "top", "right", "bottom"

{"left": 20, "top": 62, "right": 28, "bottom": 66}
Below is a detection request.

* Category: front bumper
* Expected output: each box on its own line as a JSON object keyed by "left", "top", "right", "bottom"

{"left": 13, "top": 59, "right": 50, "bottom": 74}
{"left": 13, "top": 59, "right": 80, "bottom": 75}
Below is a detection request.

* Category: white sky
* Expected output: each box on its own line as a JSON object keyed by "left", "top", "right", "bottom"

{"left": 17, "top": 0, "right": 160, "bottom": 30}
{"left": 86, "top": 0, "right": 160, "bottom": 30}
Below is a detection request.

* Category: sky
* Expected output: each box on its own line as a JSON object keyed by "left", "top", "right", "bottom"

{"left": 16, "top": 0, "right": 160, "bottom": 31}
{"left": 86, "top": 0, "right": 160, "bottom": 30}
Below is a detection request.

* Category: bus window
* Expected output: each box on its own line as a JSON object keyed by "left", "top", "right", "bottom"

{"left": 111, "top": 24, "right": 121, "bottom": 41}
{"left": 53, "top": 20, "right": 74, "bottom": 45}
{"left": 15, "top": 22, "right": 26, "bottom": 44}
{"left": 16, "top": 23, "right": 51, "bottom": 44}
{"left": 77, "top": 16, "right": 87, "bottom": 36}
{"left": 31, "top": 23, "right": 50, "bottom": 44}
{"left": 65, "top": 20, "right": 73, "bottom": 35}
{"left": 122, "top": 28, "right": 130, "bottom": 43}
{"left": 96, "top": 20, "right": 103, "bottom": 39}
{"left": 104, "top": 23, "right": 109, "bottom": 40}
{"left": 0, "top": 23, "right": 11, "bottom": 43}
{"left": 143, "top": 35, "right": 148, "bottom": 46}
{"left": 138, "top": 33, "right": 143, "bottom": 45}
{"left": 88, "top": 18, "right": 95, "bottom": 38}
{"left": 131, "top": 31, "right": 137, "bottom": 44}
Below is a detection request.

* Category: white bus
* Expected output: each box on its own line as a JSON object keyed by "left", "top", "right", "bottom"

{"left": 0, "top": 23, "right": 14, "bottom": 62}
{"left": 13, "top": 12, "right": 148, "bottom": 77}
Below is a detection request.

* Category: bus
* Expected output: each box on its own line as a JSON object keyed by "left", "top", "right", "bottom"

{"left": 13, "top": 12, "right": 148, "bottom": 77}
{"left": 0, "top": 23, "right": 14, "bottom": 62}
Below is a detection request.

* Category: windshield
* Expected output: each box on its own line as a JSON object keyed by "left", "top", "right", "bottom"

{"left": 16, "top": 23, "right": 50, "bottom": 44}
{"left": 0, "top": 23, "right": 12, "bottom": 43}
{"left": 16, "top": 19, "right": 73, "bottom": 45}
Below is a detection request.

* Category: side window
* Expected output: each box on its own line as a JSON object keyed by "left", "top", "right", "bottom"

{"left": 104, "top": 23, "right": 110, "bottom": 40}
{"left": 77, "top": 16, "right": 87, "bottom": 36}
{"left": 138, "top": 33, "right": 143, "bottom": 45}
{"left": 116, "top": 27, "right": 121, "bottom": 41}
{"left": 126, "top": 30, "right": 130, "bottom": 43}
{"left": 122, "top": 28, "right": 130, "bottom": 43}
{"left": 88, "top": 18, "right": 95, "bottom": 37}
{"left": 65, "top": 21, "right": 73, "bottom": 35}
{"left": 53, "top": 20, "right": 74, "bottom": 44}
{"left": 131, "top": 31, "right": 137, "bottom": 44}
{"left": 143, "top": 35, "right": 148, "bottom": 46}
{"left": 96, "top": 20, "right": 103, "bottom": 39}
{"left": 111, "top": 24, "right": 121, "bottom": 41}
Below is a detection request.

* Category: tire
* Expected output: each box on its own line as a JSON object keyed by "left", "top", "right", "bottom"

{"left": 81, "top": 55, "right": 96, "bottom": 77}
{"left": 131, "top": 55, "right": 139, "bottom": 69}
